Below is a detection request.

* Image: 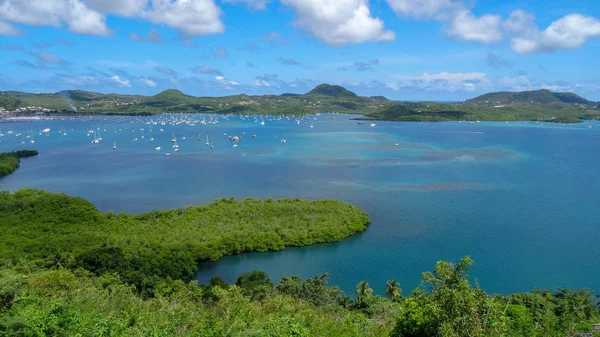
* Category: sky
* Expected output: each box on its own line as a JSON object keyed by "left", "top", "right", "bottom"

{"left": 0, "top": 0, "right": 599, "bottom": 101}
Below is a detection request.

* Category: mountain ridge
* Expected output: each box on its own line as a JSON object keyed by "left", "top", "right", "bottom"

{"left": 1, "top": 84, "right": 598, "bottom": 123}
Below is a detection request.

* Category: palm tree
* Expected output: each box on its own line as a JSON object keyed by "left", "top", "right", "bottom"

{"left": 385, "top": 279, "right": 401, "bottom": 300}
{"left": 356, "top": 281, "right": 373, "bottom": 301}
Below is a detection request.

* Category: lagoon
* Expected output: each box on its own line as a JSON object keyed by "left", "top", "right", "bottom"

{"left": 1, "top": 114, "right": 599, "bottom": 295}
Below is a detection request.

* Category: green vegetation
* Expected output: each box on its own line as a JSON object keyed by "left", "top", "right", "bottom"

{"left": 0, "top": 150, "right": 38, "bottom": 178}
{"left": 2, "top": 84, "right": 599, "bottom": 123}
{"left": 0, "top": 189, "right": 369, "bottom": 293}
{"left": 465, "top": 89, "right": 591, "bottom": 105}
{"left": 1, "top": 256, "right": 598, "bottom": 336}
{"left": 0, "top": 189, "right": 598, "bottom": 336}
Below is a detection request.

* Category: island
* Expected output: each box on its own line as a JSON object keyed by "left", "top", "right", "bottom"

{"left": 0, "top": 188, "right": 598, "bottom": 336}
{"left": 2, "top": 84, "right": 599, "bottom": 123}
{"left": 0, "top": 150, "right": 38, "bottom": 178}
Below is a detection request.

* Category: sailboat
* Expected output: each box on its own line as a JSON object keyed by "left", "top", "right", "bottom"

{"left": 172, "top": 133, "right": 177, "bottom": 143}
{"left": 113, "top": 141, "right": 116, "bottom": 150}
{"left": 91, "top": 131, "right": 100, "bottom": 144}
{"left": 205, "top": 135, "right": 209, "bottom": 146}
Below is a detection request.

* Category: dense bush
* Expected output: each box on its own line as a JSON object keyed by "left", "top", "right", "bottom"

{"left": 0, "top": 189, "right": 370, "bottom": 293}
{"left": 0, "top": 150, "right": 38, "bottom": 178}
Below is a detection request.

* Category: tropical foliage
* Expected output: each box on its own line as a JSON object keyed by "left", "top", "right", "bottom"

{"left": 0, "top": 189, "right": 598, "bottom": 336}
{"left": 0, "top": 189, "right": 369, "bottom": 293}
{"left": 0, "top": 150, "right": 38, "bottom": 178}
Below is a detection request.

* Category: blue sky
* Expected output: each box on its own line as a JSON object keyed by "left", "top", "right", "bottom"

{"left": 1, "top": 0, "right": 599, "bottom": 101}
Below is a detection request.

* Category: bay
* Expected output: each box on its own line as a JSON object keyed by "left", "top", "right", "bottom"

{"left": 1, "top": 114, "right": 599, "bottom": 296}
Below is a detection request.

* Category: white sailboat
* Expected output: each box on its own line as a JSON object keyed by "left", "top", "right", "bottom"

{"left": 91, "top": 131, "right": 100, "bottom": 144}
{"left": 113, "top": 141, "right": 116, "bottom": 150}
{"left": 172, "top": 133, "right": 177, "bottom": 143}
{"left": 205, "top": 135, "right": 209, "bottom": 146}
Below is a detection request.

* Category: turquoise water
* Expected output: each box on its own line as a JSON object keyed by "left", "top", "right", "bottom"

{"left": 1, "top": 115, "right": 599, "bottom": 296}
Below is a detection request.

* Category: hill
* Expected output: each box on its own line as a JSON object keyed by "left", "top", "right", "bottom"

{"left": 1, "top": 85, "right": 598, "bottom": 123}
{"left": 305, "top": 83, "right": 359, "bottom": 99}
{"left": 465, "top": 89, "right": 590, "bottom": 105}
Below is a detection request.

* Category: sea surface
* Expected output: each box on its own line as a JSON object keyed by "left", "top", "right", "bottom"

{"left": 1, "top": 114, "right": 599, "bottom": 296}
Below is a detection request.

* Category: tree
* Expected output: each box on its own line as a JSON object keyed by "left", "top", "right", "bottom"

{"left": 386, "top": 279, "right": 402, "bottom": 301}
{"left": 356, "top": 281, "right": 373, "bottom": 302}
{"left": 235, "top": 270, "right": 273, "bottom": 301}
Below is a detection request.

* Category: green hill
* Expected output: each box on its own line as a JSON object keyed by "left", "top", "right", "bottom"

{"left": 305, "top": 83, "right": 359, "bottom": 99}
{"left": 0, "top": 85, "right": 598, "bottom": 122}
{"left": 466, "top": 89, "right": 590, "bottom": 105}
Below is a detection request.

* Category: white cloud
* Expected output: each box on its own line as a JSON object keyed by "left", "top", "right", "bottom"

{"left": 141, "top": 78, "right": 157, "bottom": 87}
{"left": 0, "top": 20, "right": 19, "bottom": 35}
{"left": 386, "top": 0, "right": 462, "bottom": 20}
{"left": 445, "top": 10, "right": 502, "bottom": 43}
{"left": 214, "top": 75, "right": 240, "bottom": 89}
{"left": 254, "top": 80, "right": 271, "bottom": 87}
{"left": 222, "top": 0, "right": 269, "bottom": 10}
{"left": 0, "top": 0, "right": 110, "bottom": 36}
{"left": 503, "top": 9, "right": 536, "bottom": 36}
{"left": 85, "top": 0, "right": 148, "bottom": 16}
{"left": 509, "top": 13, "right": 600, "bottom": 54}
{"left": 280, "top": 0, "right": 395, "bottom": 46}
{"left": 143, "top": 0, "right": 224, "bottom": 36}
{"left": 111, "top": 75, "right": 131, "bottom": 88}
{"left": 387, "top": 72, "right": 490, "bottom": 92}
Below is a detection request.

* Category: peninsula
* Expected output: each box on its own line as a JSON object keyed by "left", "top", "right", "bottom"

{"left": 0, "top": 150, "right": 38, "bottom": 178}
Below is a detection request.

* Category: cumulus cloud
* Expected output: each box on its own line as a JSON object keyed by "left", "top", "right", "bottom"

{"left": 280, "top": 0, "right": 395, "bottom": 46}
{"left": 129, "top": 28, "right": 163, "bottom": 42}
{"left": 111, "top": 75, "right": 131, "bottom": 87}
{"left": 386, "top": 0, "right": 462, "bottom": 20}
{"left": 0, "top": 0, "right": 111, "bottom": 36}
{"left": 193, "top": 65, "right": 223, "bottom": 76}
{"left": 142, "top": 0, "right": 224, "bottom": 36}
{"left": 0, "top": 20, "right": 19, "bottom": 35}
{"left": 445, "top": 10, "right": 502, "bottom": 43}
{"left": 222, "top": 0, "right": 269, "bottom": 10}
{"left": 215, "top": 75, "right": 240, "bottom": 88}
{"left": 85, "top": 0, "right": 148, "bottom": 16}
{"left": 385, "top": 2, "right": 600, "bottom": 53}
{"left": 509, "top": 13, "right": 600, "bottom": 54}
